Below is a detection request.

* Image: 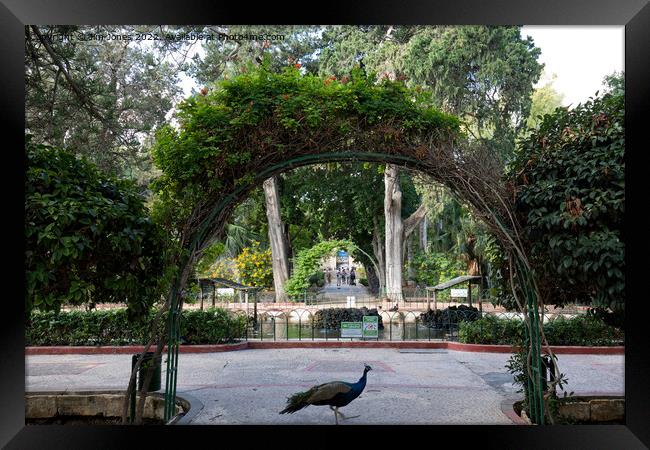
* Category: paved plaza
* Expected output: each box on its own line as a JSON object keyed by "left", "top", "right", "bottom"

{"left": 25, "top": 348, "right": 624, "bottom": 425}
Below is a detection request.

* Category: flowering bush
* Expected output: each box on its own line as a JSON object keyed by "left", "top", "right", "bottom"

{"left": 205, "top": 258, "right": 238, "bottom": 281}
{"left": 234, "top": 242, "right": 273, "bottom": 288}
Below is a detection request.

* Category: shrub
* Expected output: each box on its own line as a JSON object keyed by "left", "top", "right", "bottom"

{"left": 459, "top": 314, "right": 525, "bottom": 345}
{"left": 26, "top": 309, "right": 152, "bottom": 346}
{"left": 313, "top": 307, "right": 383, "bottom": 329}
{"left": 510, "top": 91, "right": 625, "bottom": 311}
{"left": 358, "top": 278, "right": 369, "bottom": 287}
{"left": 458, "top": 314, "right": 623, "bottom": 346}
{"left": 543, "top": 315, "right": 623, "bottom": 346}
{"left": 180, "top": 308, "right": 247, "bottom": 343}
{"left": 25, "top": 139, "right": 171, "bottom": 319}
{"left": 234, "top": 242, "right": 273, "bottom": 288}
{"left": 419, "top": 305, "right": 480, "bottom": 328}
{"left": 26, "top": 308, "right": 246, "bottom": 346}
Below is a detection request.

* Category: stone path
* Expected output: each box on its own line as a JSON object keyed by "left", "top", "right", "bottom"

{"left": 321, "top": 280, "right": 372, "bottom": 299}
{"left": 25, "top": 348, "right": 624, "bottom": 425}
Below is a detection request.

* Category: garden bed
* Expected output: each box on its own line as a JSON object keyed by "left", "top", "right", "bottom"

{"left": 513, "top": 396, "right": 625, "bottom": 425}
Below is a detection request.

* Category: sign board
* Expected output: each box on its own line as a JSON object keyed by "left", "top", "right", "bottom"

{"left": 341, "top": 322, "right": 362, "bottom": 338}
{"left": 450, "top": 288, "right": 468, "bottom": 298}
{"left": 362, "top": 316, "right": 379, "bottom": 339}
{"left": 216, "top": 288, "right": 235, "bottom": 295}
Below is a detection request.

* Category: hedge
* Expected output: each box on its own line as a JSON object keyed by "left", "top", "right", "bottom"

{"left": 459, "top": 314, "right": 623, "bottom": 346}
{"left": 26, "top": 308, "right": 247, "bottom": 346}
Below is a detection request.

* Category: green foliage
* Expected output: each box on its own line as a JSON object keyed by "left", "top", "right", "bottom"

{"left": 313, "top": 308, "right": 383, "bottom": 329}
{"left": 399, "top": 26, "right": 543, "bottom": 156}
{"left": 419, "top": 305, "right": 481, "bottom": 328}
{"left": 194, "top": 241, "right": 226, "bottom": 276}
{"left": 26, "top": 308, "right": 246, "bottom": 346}
{"left": 542, "top": 315, "right": 624, "bottom": 346}
{"left": 179, "top": 309, "right": 248, "bottom": 344}
{"left": 358, "top": 278, "right": 369, "bottom": 287}
{"left": 26, "top": 309, "right": 155, "bottom": 346}
{"left": 25, "top": 139, "right": 171, "bottom": 320}
{"left": 511, "top": 91, "right": 625, "bottom": 310}
{"left": 284, "top": 239, "right": 355, "bottom": 296}
{"left": 525, "top": 77, "right": 565, "bottom": 131}
{"left": 307, "top": 270, "right": 326, "bottom": 289}
{"left": 505, "top": 347, "right": 530, "bottom": 407}
{"left": 407, "top": 251, "right": 465, "bottom": 299}
{"left": 458, "top": 315, "right": 525, "bottom": 345}
{"left": 26, "top": 25, "right": 184, "bottom": 180}
{"left": 458, "top": 314, "right": 623, "bottom": 346}
{"left": 150, "top": 65, "right": 459, "bottom": 236}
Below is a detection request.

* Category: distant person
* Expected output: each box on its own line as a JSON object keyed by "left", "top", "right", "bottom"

{"left": 326, "top": 268, "right": 332, "bottom": 285}
{"left": 336, "top": 268, "right": 342, "bottom": 288}
{"left": 350, "top": 267, "right": 356, "bottom": 286}
{"left": 342, "top": 268, "right": 348, "bottom": 285}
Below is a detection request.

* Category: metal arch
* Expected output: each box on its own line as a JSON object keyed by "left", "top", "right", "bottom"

{"left": 163, "top": 149, "right": 547, "bottom": 424}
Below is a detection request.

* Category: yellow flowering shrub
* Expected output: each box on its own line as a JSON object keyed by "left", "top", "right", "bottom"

{"left": 234, "top": 241, "right": 273, "bottom": 288}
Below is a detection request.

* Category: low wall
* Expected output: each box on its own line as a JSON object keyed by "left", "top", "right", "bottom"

{"left": 26, "top": 341, "right": 624, "bottom": 355}
{"left": 25, "top": 391, "right": 187, "bottom": 424}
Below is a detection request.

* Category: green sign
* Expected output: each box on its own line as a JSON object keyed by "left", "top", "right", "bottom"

{"left": 341, "top": 322, "right": 362, "bottom": 338}
{"left": 362, "top": 316, "right": 379, "bottom": 339}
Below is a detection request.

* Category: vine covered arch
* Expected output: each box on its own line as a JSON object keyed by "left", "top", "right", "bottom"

{"left": 138, "top": 65, "right": 548, "bottom": 424}
{"left": 283, "top": 238, "right": 380, "bottom": 296}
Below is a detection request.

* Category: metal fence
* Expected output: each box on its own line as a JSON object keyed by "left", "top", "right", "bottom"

{"left": 228, "top": 309, "right": 592, "bottom": 343}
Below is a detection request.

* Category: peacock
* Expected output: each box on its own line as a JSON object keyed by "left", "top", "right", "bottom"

{"left": 279, "top": 364, "right": 372, "bottom": 424}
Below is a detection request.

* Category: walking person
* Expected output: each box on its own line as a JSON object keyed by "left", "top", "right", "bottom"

{"left": 326, "top": 268, "right": 332, "bottom": 285}
{"left": 350, "top": 267, "right": 356, "bottom": 286}
{"left": 336, "top": 268, "right": 341, "bottom": 288}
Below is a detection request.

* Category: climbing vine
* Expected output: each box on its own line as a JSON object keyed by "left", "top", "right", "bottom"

{"left": 284, "top": 239, "right": 355, "bottom": 296}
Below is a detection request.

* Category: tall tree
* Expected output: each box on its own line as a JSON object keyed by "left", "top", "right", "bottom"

{"left": 25, "top": 25, "right": 189, "bottom": 182}
{"left": 525, "top": 74, "right": 565, "bottom": 131}
{"left": 384, "top": 164, "right": 403, "bottom": 299}
{"left": 263, "top": 177, "right": 290, "bottom": 301}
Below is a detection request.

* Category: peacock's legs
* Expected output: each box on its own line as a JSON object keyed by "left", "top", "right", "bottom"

{"left": 330, "top": 406, "right": 339, "bottom": 425}
{"left": 330, "top": 406, "right": 359, "bottom": 423}
{"left": 337, "top": 409, "right": 360, "bottom": 420}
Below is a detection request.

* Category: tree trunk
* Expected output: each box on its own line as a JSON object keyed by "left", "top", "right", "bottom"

{"left": 384, "top": 164, "right": 403, "bottom": 301}
{"left": 371, "top": 216, "right": 386, "bottom": 296}
{"left": 364, "top": 264, "right": 380, "bottom": 295}
{"left": 419, "top": 215, "right": 428, "bottom": 253}
{"left": 402, "top": 202, "right": 427, "bottom": 265}
{"left": 406, "top": 233, "right": 416, "bottom": 281}
{"left": 263, "top": 176, "right": 289, "bottom": 301}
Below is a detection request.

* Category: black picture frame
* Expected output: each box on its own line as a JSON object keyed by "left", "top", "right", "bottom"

{"left": 3, "top": 1, "right": 647, "bottom": 447}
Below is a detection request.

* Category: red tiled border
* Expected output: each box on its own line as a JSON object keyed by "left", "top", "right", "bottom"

{"left": 25, "top": 341, "right": 624, "bottom": 355}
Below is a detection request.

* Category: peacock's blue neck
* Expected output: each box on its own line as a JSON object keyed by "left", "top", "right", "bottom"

{"left": 353, "top": 371, "right": 368, "bottom": 391}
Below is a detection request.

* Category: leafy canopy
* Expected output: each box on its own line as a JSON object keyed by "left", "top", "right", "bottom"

{"left": 150, "top": 63, "right": 460, "bottom": 240}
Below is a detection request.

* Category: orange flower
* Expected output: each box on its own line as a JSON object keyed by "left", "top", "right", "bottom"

{"left": 294, "top": 63, "right": 302, "bottom": 69}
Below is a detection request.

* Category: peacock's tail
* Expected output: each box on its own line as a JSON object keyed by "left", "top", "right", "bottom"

{"left": 279, "top": 387, "right": 316, "bottom": 414}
